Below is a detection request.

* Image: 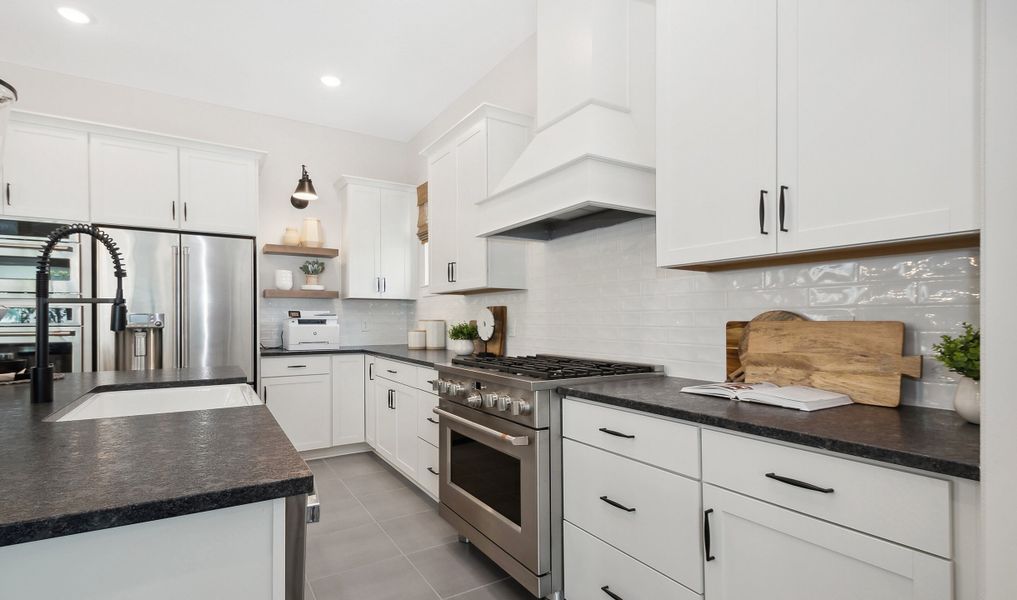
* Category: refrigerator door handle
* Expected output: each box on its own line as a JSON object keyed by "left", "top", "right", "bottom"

{"left": 172, "top": 245, "right": 181, "bottom": 368}
{"left": 181, "top": 246, "right": 190, "bottom": 368}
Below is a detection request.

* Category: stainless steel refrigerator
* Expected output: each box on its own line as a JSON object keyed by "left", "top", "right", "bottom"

{"left": 94, "top": 228, "right": 255, "bottom": 382}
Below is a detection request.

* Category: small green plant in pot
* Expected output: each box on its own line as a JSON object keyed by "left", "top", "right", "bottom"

{"left": 300, "top": 259, "right": 325, "bottom": 286}
{"left": 933, "top": 323, "right": 980, "bottom": 424}
{"left": 447, "top": 322, "right": 479, "bottom": 356}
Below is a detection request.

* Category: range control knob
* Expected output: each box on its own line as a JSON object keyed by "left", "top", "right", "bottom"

{"left": 465, "top": 392, "right": 483, "bottom": 408}
{"left": 448, "top": 382, "right": 465, "bottom": 396}
{"left": 510, "top": 399, "right": 533, "bottom": 416}
{"left": 482, "top": 392, "right": 498, "bottom": 408}
{"left": 437, "top": 380, "right": 451, "bottom": 394}
{"left": 496, "top": 395, "right": 512, "bottom": 412}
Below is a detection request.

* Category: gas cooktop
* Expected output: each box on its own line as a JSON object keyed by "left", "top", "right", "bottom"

{"left": 451, "top": 354, "right": 658, "bottom": 381}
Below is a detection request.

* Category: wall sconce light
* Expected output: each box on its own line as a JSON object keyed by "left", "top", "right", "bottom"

{"left": 291, "top": 164, "right": 317, "bottom": 209}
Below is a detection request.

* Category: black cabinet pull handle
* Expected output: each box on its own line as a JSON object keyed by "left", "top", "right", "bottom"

{"left": 704, "top": 508, "right": 715, "bottom": 561}
{"left": 758, "top": 190, "right": 769, "bottom": 235}
{"left": 263, "top": 387, "right": 268, "bottom": 402}
{"left": 184, "top": 201, "right": 188, "bottom": 221}
{"left": 600, "top": 586, "right": 623, "bottom": 600}
{"left": 779, "top": 185, "right": 789, "bottom": 232}
{"left": 387, "top": 369, "right": 398, "bottom": 374}
{"left": 427, "top": 467, "right": 439, "bottom": 475}
{"left": 171, "top": 200, "right": 176, "bottom": 220}
{"left": 765, "top": 472, "right": 834, "bottom": 493}
{"left": 368, "top": 363, "right": 374, "bottom": 380}
{"left": 5, "top": 183, "right": 10, "bottom": 205}
{"left": 599, "top": 496, "right": 636, "bottom": 513}
{"left": 287, "top": 364, "right": 307, "bottom": 369}
{"left": 447, "top": 262, "right": 452, "bottom": 283}
{"left": 598, "top": 427, "right": 635, "bottom": 439}
{"left": 426, "top": 417, "right": 439, "bottom": 424}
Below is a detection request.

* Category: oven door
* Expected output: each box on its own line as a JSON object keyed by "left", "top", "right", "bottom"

{"left": 436, "top": 399, "right": 550, "bottom": 576}
{"left": 0, "top": 239, "right": 80, "bottom": 295}
{"left": 0, "top": 327, "right": 82, "bottom": 373}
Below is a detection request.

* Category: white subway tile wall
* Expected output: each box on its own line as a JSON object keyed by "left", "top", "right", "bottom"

{"left": 414, "top": 218, "right": 980, "bottom": 410}
{"left": 260, "top": 298, "right": 415, "bottom": 348}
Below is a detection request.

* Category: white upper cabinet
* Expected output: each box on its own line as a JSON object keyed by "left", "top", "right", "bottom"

{"left": 1, "top": 119, "right": 90, "bottom": 222}
{"left": 657, "top": 0, "right": 982, "bottom": 268}
{"left": 90, "top": 135, "right": 181, "bottom": 230}
{"left": 422, "top": 105, "right": 530, "bottom": 295}
{"left": 179, "top": 148, "right": 259, "bottom": 236}
{"left": 657, "top": 0, "right": 778, "bottom": 267}
{"left": 337, "top": 176, "right": 417, "bottom": 300}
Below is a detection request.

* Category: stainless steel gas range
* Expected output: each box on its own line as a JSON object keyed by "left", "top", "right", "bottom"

{"left": 433, "top": 355, "right": 663, "bottom": 599}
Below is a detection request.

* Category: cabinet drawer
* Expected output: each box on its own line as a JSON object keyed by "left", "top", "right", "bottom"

{"left": 563, "top": 439, "right": 702, "bottom": 592}
{"left": 416, "top": 438, "right": 440, "bottom": 499}
{"left": 417, "top": 390, "right": 439, "bottom": 446}
{"left": 701, "top": 430, "right": 951, "bottom": 558}
{"left": 375, "top": 358, "right": 417, "bottom": 388}
{"left": 261, "top": 355, "right": 331, "bottom": 377}
{"left": 563, "top": 398, "right": 700, "bottom": 478}
{"left": 417, "top": 367, "right": 439, "bottom": 393}
{"left": 565, "top": 521, "right": 701, "bottom": 600}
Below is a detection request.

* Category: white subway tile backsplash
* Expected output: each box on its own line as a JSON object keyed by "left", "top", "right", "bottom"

{"left": 415, "top": 218, "right": 979, "bottom": 410}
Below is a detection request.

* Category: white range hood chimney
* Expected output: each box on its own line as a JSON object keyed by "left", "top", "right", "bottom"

{"left": 477, "top": 0, "right": 655, "bottom": 240}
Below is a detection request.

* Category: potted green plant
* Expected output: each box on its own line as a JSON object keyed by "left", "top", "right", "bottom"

{"left": 447, "top": 322, "right": 479, "bottom": 356}
{"left": 933, "top": 323, "right": 980, "bottom": 424}
{"left": 299, "top": 259, "right": 325, "bottom": 287}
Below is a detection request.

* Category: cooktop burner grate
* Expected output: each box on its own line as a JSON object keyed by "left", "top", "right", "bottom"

{"left": 451, "top": 354, "right": 656, "bottom": 380}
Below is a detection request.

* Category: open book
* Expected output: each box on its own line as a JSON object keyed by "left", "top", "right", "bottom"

{"left": 680, "top": 382, "right": 852, "bottom": 412}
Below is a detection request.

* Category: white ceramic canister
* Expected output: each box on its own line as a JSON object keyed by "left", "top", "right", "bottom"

{"left": 274, "top": 270, "right": 293, "bottom": 291}
{"left": 408, "top": 330, "right": 427, "bottom": 350}
{"left": 420, "top": 320, "right": 446, "bottom": 349}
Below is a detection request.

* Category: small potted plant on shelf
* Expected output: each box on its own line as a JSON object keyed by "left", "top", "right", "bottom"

{"left": 447, "top": 322, "right": 479, "bottom": 356}
{"left": 299, "top": 259, "right": 325, "bottom": 288}
{"left": 933, "top": 322, "right": 980, "bottom": 424}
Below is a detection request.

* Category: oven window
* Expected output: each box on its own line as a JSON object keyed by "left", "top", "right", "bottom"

{"left": 0, "top": 256, "right": 72, "bottom": 282}
{"left": 450, "top": 431, "right": 522, "bottom": 526}
{"left": 0, "top": 340, "right": 74, "bottom": 373}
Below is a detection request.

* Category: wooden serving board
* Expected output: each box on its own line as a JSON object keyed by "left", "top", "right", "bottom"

{"left": 726, "top": 311, "right": 807, "bottom": 381}
{"left": 740, "top": 321, "right": 922, "bottom": 407}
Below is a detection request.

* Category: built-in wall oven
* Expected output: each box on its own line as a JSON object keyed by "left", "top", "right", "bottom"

{"left": 0, "top": 219, "right": 82, "bottom": 296}
{"left": 0, "top": 302, "right": 84, "bottom": 372}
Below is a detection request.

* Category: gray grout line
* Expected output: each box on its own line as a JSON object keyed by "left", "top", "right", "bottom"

{"left": 444, "top": 576, "right": 514, "bottom": 599}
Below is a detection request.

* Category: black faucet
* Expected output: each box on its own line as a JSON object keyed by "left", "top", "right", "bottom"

{"left": 31, "top": 224, "right": 128, "bottom": 403}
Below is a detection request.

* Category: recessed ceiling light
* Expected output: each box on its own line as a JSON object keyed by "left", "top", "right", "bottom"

{"left": 320, "top": 75, "right": 342, "bottom": 88}
{"left": 57, "top": 6, "right": 91, "bottom": 24}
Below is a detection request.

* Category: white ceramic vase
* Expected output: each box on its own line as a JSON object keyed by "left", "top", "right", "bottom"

{"left": 450, "top": 339, "right": 474, "bottom": 356}
{"left": 274, "top": 270, "right": 293, "bottom": 291}
{"left": 282, "top": 227, "right": 300, "bottom": 246}
{"left": 300, "top": 218, "right": 322, "bottom": 247}
{"left": 953, "top": 377, "right": 980, "bottom": 425}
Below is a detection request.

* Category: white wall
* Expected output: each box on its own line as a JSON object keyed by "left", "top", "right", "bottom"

{"left": 0, "top": 61, "right": 418, "bottom": 345}
{"left": 981, "top": 0, "right": 1017, "bottom": 595}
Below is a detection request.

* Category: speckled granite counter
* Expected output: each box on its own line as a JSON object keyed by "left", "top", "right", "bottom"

{"left": 559, "top": 377, "right": 980, "bottom": 480}
{"left": 260, "top": 344, "right": 458, "bottom": 369}
{"left": 0, "top": 367, "right": 313, "bottom": 547}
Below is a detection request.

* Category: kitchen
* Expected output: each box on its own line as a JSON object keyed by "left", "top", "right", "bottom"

{"left": 0, "top": 1, "right": 1014, "bottom": 599}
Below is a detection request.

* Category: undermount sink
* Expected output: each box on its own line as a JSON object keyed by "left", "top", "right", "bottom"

{"left": 55, "top": 383, "right": 262, "bottom": 422}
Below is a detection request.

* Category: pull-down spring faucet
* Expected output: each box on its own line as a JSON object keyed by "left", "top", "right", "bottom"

{"left": 32, "top": 224, "right": 127, "bottom": 403}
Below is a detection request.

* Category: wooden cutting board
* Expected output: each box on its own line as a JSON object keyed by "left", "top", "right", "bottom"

{"left": 740, "top": 320, "right": 922, "bottom": 407}
{"left": 726, "top": 311, "right": 807, "bottom": 381}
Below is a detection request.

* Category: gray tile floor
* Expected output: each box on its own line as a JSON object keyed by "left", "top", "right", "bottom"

{"left": 306, "top": 452, "right": 535, "bottom": 600}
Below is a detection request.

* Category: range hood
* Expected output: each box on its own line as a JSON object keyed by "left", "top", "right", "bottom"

{"left": 477, "top": 0, "right": 655, "bottom": 241}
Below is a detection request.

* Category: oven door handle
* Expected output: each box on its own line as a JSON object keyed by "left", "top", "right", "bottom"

{"left": 0, "top": 242, "right": 74, "bottom": 252}
{"left": 432, "top": 408, "right": 530, "bottom": 446}
{"left": 0, "top": 330, "right": 76, "bottom": 337}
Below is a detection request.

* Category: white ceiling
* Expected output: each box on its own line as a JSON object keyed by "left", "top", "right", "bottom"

{"left": 0, "top": 0, "right": 536, "bottom": 141}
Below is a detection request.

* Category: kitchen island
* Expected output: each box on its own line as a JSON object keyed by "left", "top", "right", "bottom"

{"left": 0, "top": 367, "right": 312, "bottom": 599}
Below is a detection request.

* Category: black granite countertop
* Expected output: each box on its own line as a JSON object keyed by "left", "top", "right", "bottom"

{"left": 0, "top": 367, "right": 313, "bottom": 547}
{"left": 559, "top": 377, "right": 980, "bottom": 480}
{"left": 261, "top": 344, "right": 458, "bottom": 369}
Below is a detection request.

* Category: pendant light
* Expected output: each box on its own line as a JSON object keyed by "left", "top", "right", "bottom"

{"left": 291, "top": 164, "right": 317, "bottom": 209}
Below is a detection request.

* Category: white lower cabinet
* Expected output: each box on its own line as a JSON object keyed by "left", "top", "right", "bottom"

{"left": 364, "top": 357, "right": 378, "bottom": 447}
{"left": 331, "top": 355, "right": 365, "bottom": 446}
{"left": 262, "top": 373, "right": 332, "bottom": 452}
{"left": 564, "top": 522, "right": 701, "bottom": 600}
{"left": 374, "top": 383, "right": 399, "bottom": 463}
{"left": 394, "top": 382, "right": 419, "bottom": 477}
{"left": 416, "top": 438, "right": 440, "bottom": 498}
{"left": 563, "top": 439, "right": 703, "bottom": 592}
{"left": 702, "top": 484, "right": 951, "bottom": 600}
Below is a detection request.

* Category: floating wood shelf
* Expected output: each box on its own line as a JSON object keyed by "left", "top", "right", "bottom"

{"left": 262, "top": 244, "right": 339, "bottom": 258}
{"left": 263, "top": 289, "right": 339, "bottom": 299}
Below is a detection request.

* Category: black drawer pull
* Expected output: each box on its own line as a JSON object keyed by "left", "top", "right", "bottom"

{"left": 779, "top": 185, "right": 789, "bottom": 232}
{"left": 599, "top": 496, "right": 636, "bottom": 513}
{"left": 598, "top": 427, "right": 635, "bottom": 439}
{"left": 387, "top": 369, "right": 398, "bottom": 374}
{"left": 759, "top": 189, "right": 769, "bottom": 235}
{"left": 601, "top": 586, "right": 623, "bottom": 600}
{"left": 765, "top": 472, "right": 834, "bottom": 494}
{"left": 427, "top": 467, "right": 439, "bottom": 475}
{"left": 426, "top": 417, "right": 439, "bottom": 424}
{"left": 287, "top": 364, "right": 307, "bottom": 369}
{"left": 704, "top": 508, "right": 715, "bottom": 561}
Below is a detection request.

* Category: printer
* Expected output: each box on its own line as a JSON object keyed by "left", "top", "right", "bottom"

{"left": 282, "top": 310, "right": 341, "bottom": 351}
